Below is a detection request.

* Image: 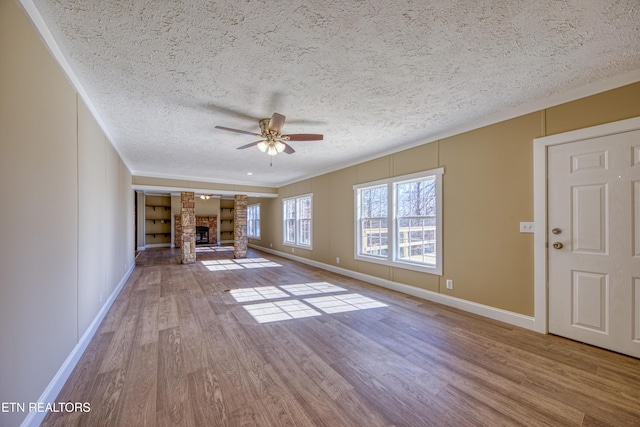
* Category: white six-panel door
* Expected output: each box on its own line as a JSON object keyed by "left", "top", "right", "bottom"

{"left": 548, "top": 129, "right": 640, "bottom": 358}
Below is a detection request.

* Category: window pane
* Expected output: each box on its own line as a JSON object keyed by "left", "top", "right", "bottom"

{"left": 360, "top": 218, "right": 388, "bottom": 257}
{"left": 285, "top": 219, "right": 295, "bottom": 243}
{"left": 247, "top": 204, "right": 260, "bottom": 239}
{"left": 396, "top": 178, "right": 435, "bottom": 217}
{"left": 284, "top": 199, "right": 296, "bottom": 220}
{"left": 298, "top": 218, "right": 311, "bottom": 245}
{"left": 396, "top": 218, "right": 436, "bottom": 266}
{"left": 396, "top": 177, "right": 437, "bottom": 266}
{"left": 298, "top": 196, "right": 311, "bottom": 219}
{"left": 358, "top": 185, "right": 388, "bottom": 257}
{"left": 361, "top": 186, "right": 387, "bottom": 218}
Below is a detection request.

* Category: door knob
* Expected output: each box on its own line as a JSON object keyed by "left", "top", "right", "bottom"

{"left": 552, "top": 242, "right": 563, "bottom": 249}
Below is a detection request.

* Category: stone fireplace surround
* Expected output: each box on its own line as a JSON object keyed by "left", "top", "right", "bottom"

{"left": 175, "top": 215, "right": 217, "bottom": 247}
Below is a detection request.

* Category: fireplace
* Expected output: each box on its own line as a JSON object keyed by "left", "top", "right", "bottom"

{"left": 175, "top": 215, "right": 217, "bottom": 247}
{"left": 196, "top": 226, "right": 209, "bottom": 245}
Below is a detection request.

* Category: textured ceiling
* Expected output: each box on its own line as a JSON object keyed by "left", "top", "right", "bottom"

{"left": 27, "top": 0, "right": 640, "bottom": 188}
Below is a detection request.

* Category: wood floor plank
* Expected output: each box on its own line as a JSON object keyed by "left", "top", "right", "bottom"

{"left": 405, "top": 340, "right": 587, "bottom": 426}
{"left": 187, "top": 368, "right": 230, "bottom": 426}
{"left": 80, "top": 368, "right": 127, "bottom": 426}
{"left": 98, "top": 313, "right": 138, "bottom": 374}
{"left": 135, "top": 288, "right": 160, "bottom": 346}
{"left": 157, "top": 295, "right": 179, "bottom": 331}
{"left": 434, "top": 384, "right": 526, "bottom": 427}
{"left": 50, "top": 331, "right": 114, "bottom": 407}
{"left": 156, "top": 399, "right": 195, "bottom": 427}
{"left": 250, "top": 325, "right": 359, "bottom": 426}
{"left": 156, "top": 327, "right": 188, "bottom": 413}
{"left": 116, "top": 342, "right": 158, "bottom": 427}
{"left": 267, "top": 325, "right": 355, "bottom": 400}
{"left": 43, "top": 246, "right": 640, "bottom": 426}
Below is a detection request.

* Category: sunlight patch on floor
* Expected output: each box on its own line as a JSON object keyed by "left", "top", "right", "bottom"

{"left": 280, "top": 282, "right": 347, "bottom": 296}
{"left": 243, "top": 300, "right": 321, "bottom": 323}
{"left": 304, "top": 294, "right": 388, "bottom": 314}
{"left": 228, "top": 281, "right": 388, "bottom": 324}
{"left": 230, "top": 286, "right": 289, "bottom": 302}
{"left": 200, "top": 257, "right": 282, "bottom": 271}
{"left": 200, "top": 260, "right": 244, "bottom": 271}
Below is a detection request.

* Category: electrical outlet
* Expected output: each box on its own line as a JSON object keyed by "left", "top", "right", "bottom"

{"left": 292, "top": 248, "right": 295, "bottom": 253}
{"left": 446, "top": 279, "right": 453, "bottom": 290}
{"left": 519, "top": 222, "right": 534, "bottom": 233}
{"left": 99, "top": 292, "right": 103, "bottom": 303}
{"left": 270, "top": 243, "right": 273, "bottom": 248}
{"left": 336, "top": 257, "right": 340, "bottom": 264}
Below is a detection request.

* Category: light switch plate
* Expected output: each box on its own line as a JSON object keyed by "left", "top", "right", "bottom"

{"left": 520, "top": 222, "right": 534, "bottom": 233}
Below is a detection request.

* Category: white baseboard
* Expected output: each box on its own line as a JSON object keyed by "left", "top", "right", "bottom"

{"left": 21, "top": 264, "right": 135, "bottom": 427}
{"left": 250, "top": 244, "right": 535, "bottom": 331}
{"left": 145, "top": 243, "right": 171, "bottom": 248}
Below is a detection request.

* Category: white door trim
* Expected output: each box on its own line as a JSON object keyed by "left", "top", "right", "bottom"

{"left": 533, "top": 116, "right": 640, "bottom": 333}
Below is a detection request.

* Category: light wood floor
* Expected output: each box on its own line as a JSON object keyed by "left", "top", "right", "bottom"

{"left": 43, "top": 247, "right": 640, "bottom": 426}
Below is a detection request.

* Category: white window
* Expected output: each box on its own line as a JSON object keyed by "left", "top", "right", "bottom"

{"left": 247, "top": 203, "right": 260, "bottom": 239}
{"left": 283, "top": 194, "right": 313, "bottom": 249}
{"left": 354, "top": 168, "right": 443, "bottom": 275}
{"left": 358, "top": 185, "right": 388, "bottom": 258}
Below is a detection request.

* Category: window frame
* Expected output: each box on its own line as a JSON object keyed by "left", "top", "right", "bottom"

{"left": 282, "top": 193, "right": 313, "bottom": 249}
{"left": 354, "top": 168, "right": 443, "bottom": 275}
{"left": 247, "top": 203, "right": 261, "bottom": 240}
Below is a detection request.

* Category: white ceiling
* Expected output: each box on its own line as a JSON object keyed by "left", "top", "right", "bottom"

{"left": 25, "top": 0, "right": 640, "bottom": 188}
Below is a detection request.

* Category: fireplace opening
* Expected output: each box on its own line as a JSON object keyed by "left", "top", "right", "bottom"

{"left": 196, "top": 226, "right": 209, "bottom": 245}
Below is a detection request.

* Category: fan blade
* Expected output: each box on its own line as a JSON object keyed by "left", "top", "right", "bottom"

{"left": 215, "top": 126, "right": 260, "bottom": 137}
{"left": 283, "top": 142, "right": 295, "bottom": 154}
{"left": 236, "top": 140, "right": 264, "bottom": 150}
{"left": 282, "top": 133, "right": 324, "bottom": 141}
{"left": 268, "top": 113, "right": 286, "bottom": 134}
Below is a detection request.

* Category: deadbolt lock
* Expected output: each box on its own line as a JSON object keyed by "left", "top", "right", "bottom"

{"left": 552, "top": 228, "right": 562, "bottom": 235}
{"left": 552, "top": 242, "right": 563, "bottom": 249}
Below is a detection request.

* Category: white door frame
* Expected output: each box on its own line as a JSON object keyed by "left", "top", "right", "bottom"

{"left": 533, "top": 116, "right": 640, "bottom": 333}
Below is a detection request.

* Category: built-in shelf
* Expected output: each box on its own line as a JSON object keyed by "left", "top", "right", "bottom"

{"left": 220, "top": 199, "right": 235, "bottom": 243}
{"left": 145, "top": 195, "right": 171, "bottom": 245}
{"left": 147, "top": 219, "right": 169, "bottom": 224}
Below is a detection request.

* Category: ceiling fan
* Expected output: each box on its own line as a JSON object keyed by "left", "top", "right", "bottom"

{"left": 215, "top": 113, "right": 323, "bottom": 156}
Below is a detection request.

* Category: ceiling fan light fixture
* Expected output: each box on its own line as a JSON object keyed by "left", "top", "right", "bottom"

{"left": 217, "top": 112, "right": 323, "bottom": 158}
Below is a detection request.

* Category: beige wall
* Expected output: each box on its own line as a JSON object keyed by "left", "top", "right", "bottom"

{"left": 195, "top": 196, "right": 221, "bottom": 216}
{"left": 253, "top": 82, "right": 640, "bottom": 317}
{"left": 0, "top": 2, "right": 134, "bottom": 426}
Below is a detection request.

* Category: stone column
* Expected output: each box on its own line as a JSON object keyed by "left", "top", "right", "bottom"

{"left": 180, "top": 192, "right": 196, "bottom": 264}
{"left": 234, "top": 195, "right": 248, "bottom": 259}
{"left": 174, "top": 215, "right": 182, "bottom": 248}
